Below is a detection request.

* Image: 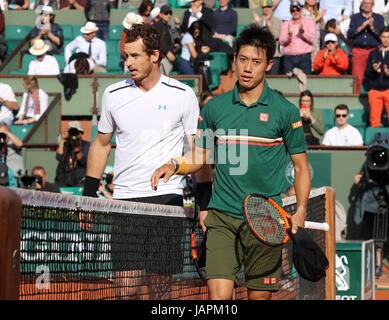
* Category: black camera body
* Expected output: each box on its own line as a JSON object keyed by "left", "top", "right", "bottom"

{"left": 66, "top": 127, "right": 81, "bottom": 143}
{"left": 20, "top": 175, "right": 43, "bottom": 189}
{"left": 366, "top": 143, "right": 389, "bottom": 186}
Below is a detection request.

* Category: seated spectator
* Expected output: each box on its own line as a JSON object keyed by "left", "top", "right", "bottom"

{"left": 64, "top": 22, "right": 107, "bottom": 73}
{"left": 279, "top": 3, "right": 317, "bottom": 75}
{"left": 14, "top": 76, "right": 48, "bottom": 125}
{"left": 33, "top": 0, "right": 58, "bottom": 9}
{"left": 150, "top": 7, "right": 161, "bottom": 24}
{"left": 0, "top": 82, "right": 18, "bottom": 126}
{"left": 154, "top": 5, "right": 178, "bottom": 76}
{"left": 299, "top": 90, "right": 325, "bottom": 144}
{"left": 55, "top": 121, "right": 90, "bottom": 187}
{"left": 365, "top": 26, "right": 389, "bottom": 128}
{"left": 30, "top": 6, "right": 64, "bottom": 55}
{"left": 212, "top": 0, "right": 237, "bottom": 48}
{"left": 179, "top": 21, "right": 211, "bottom": 90}
{"left": 347, "top": 0, "right": 385, "bottom": 93}
{"left": 27, "top": 39, "right": 60, "bottom": 75}
{"left": 32, "top": 165, "right": 61, "bottom": 193}
{"left": 313, "top": 33, "right": 349, "bottom": 75}
{"left": 252, "top": 0, "right": 282, "bottom": 74}
{"left": 137, "top": 0, "right": 153, "bottom": 24}
{"left": 322, "top": 104, "right": 364, "bottom": 146}
{"left": 0, "top": 121, "right": 25, "bottom": 180}
{"left": 63, "top": 52, "right": 94, "bottom": 74}
{"left": 6, "top": 0, "right": 30, "bottom": 10}
{"left": 59, "top": 0, "right": 86, "bottom": 9}
{"left": 178, "top": 20, "right": 210, "bottom": 75}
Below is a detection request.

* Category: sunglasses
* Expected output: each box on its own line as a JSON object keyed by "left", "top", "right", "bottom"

{"left": 291, "top": 7, "right": 301, "bottom": 12}
{"left": 326, "top": 40, "right": 336, "bottom": 44}
{"left": 335, "top": 114, "right": 347, "bottom": 118}
{"left": 164, "top": 11, "right": 172, "bottom": 15}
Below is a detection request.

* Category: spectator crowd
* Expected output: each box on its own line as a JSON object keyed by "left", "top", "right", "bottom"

{"left": 0, "top": 0, "right": 388, "bottom": 194}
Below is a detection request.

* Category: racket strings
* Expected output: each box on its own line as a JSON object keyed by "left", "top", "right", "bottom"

{"left": 246, "top": 198, "right": 287, "bottom": 245}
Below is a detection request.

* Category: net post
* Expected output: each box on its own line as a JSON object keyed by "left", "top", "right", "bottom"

{"left": 324, "top": 186, "right": 336, "bottom": 300}
{"left": 0, "top": 187, "right": 22, "bottom": 300}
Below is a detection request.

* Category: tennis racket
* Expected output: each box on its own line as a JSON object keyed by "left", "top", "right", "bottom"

{"left": 191, "top": 195, "right": 207, "bottom": 284}
{"left": 242, "top": 194, "right": 329, "bottom": 247}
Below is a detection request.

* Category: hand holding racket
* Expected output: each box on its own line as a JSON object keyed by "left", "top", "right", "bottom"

{"left": 242, "top": 194, "right": 329, "bottom": 247}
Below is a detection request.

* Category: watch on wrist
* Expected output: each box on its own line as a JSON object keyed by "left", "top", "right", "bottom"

{"left": 171, "top": 159, "right": 179, "bottom": 172}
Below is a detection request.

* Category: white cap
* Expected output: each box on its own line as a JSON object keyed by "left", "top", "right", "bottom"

{"left": 67, "top": 120, "right": 84, "bottom": 133}
{"left": 41, "top": 5, "right": 53, "bottom": 15}
{"left": 122, "top": 12, "right": 143, "bottom": 30}
{"left": 80, "top": 21, "right": 99, "bottom": 34}
{"left": 29, "top": 39, "right": 49, "bottom": 56}
{"left": 150, "top": 7, "right": 161, "bottom": 20}
{"left": 324, "top": 33, "right": 338, "bottom": 43}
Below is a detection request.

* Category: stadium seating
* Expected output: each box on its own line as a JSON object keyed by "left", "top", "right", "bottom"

{"left": 10, "top": 124, "right": 34, "bottom": 141}
{"left": 109, "top": 25, "right": 123, "bottom": 41}
{"left": 5, "top": 25, "right": 31, "bottom": 54}
{"left": 364, "top": 127, "right": 389, "bottom": 146}
{"left": 209, "top": 52, "right": 228, "bottom": 75}
{"left": 322, "top": 108, "right": 334, "bottom": 132}
{"left": 62, "top": 24, "right": 73, "bottom": 41}
{"left": 72, "top": 25, "right": 83, "bottom": 39}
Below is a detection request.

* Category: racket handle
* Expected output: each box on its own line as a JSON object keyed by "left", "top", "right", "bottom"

{"left": 304, "top": 221, "right": 329, "bottom": 232}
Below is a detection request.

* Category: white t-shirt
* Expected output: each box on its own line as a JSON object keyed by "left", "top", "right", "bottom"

{"left": 322, "top": 124, "right": 364, "bottom": 146}
{"left": 98, "top": 75, "right": 200, "bottom": 199}
{"left": 28, "top": 55, "right": 60, "bottom": 76}
{"left": 0, "top": 83, "right": 17, "bottom": 121}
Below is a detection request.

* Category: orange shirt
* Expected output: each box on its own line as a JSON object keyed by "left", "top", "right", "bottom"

{"left": 313, "top": 47, "right": 349, "bottom": 76}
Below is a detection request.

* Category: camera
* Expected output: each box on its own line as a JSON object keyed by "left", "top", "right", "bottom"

{"left": 0, "top": 132, "right": 7, "bottom": 146}
{"left": 366, "top": 144, "right": 389, "bottom": 186}
{"left": 20, "top": 175, "right": 43, "bottom": 189}
{"left": 66, "top": 127, "right": 80, "bottom": 143}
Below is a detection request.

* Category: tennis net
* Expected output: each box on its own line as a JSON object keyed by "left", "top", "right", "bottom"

{"left": 10, "top": 186, "right": 334, "bottom": 300}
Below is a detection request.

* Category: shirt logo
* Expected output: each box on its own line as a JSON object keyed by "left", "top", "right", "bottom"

{"left": 158, "top": 105, "right": 167, "bottom": 111}
{"left": 259, "top": 113, "right": 269, "bottom": 122}
{"left": 292, "top": 120, "right": 303, "bottom": 129}
{"left": 198, "top": 115, "right": 203, "bottom": 122}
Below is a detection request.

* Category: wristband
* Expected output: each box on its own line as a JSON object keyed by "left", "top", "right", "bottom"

{"left": 83, "top": 176, "right": 100, "bottom": 197}
{"left": 195, "top": 182, "right": 213, "bottom": 211}
{"left": 171, "top": 156, "right": 190, "bottom": 175}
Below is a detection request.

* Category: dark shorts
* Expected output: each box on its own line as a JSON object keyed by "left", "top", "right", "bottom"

{"left": 204, "top": 209, "right": 282, "bottom": 291}
{"left": 111, "top": 194, "right": 185, "bottom": 275}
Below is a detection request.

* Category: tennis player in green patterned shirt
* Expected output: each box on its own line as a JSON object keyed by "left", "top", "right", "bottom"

{"left": 151, "top": 24, "right": 311, "bottom": 300}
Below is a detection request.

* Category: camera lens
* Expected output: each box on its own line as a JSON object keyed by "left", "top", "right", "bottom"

{"left": 371, "top": 150, "right": 388, "bottom": 168}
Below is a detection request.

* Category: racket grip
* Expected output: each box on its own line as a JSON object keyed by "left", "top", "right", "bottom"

{"left": 304, "top": 221, "right": 329, "bottom": 232}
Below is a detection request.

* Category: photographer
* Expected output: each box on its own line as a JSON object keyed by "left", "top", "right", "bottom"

{"left": 31, "top": 166, "right": 61, "bottom": 193}
{"left": 0, "top": 121, "right": 25, "bottom": 180}
{"left": 0, "top": 129, "right": 17, "bottom": 187}
{"left": 55, "top": 121, "right": 90, "bottom": 187}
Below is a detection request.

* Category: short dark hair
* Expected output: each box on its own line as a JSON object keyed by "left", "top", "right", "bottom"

{"left": 32, "top": 166, "right": 46, "bottom": 174}
{"left": 325, "top": 19, "right": 337, "bottom": 31}
{"left": 124, "top": 24, "right": 164, "bottom": 62}
{"left": 235, "top": 24, "right": 276, "bottom": 63}
{"left": 334, "top": 104, "right": 349, "bottom": 113}
{"left": 380, "top": 26, "right": 389, "bottom": 35}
